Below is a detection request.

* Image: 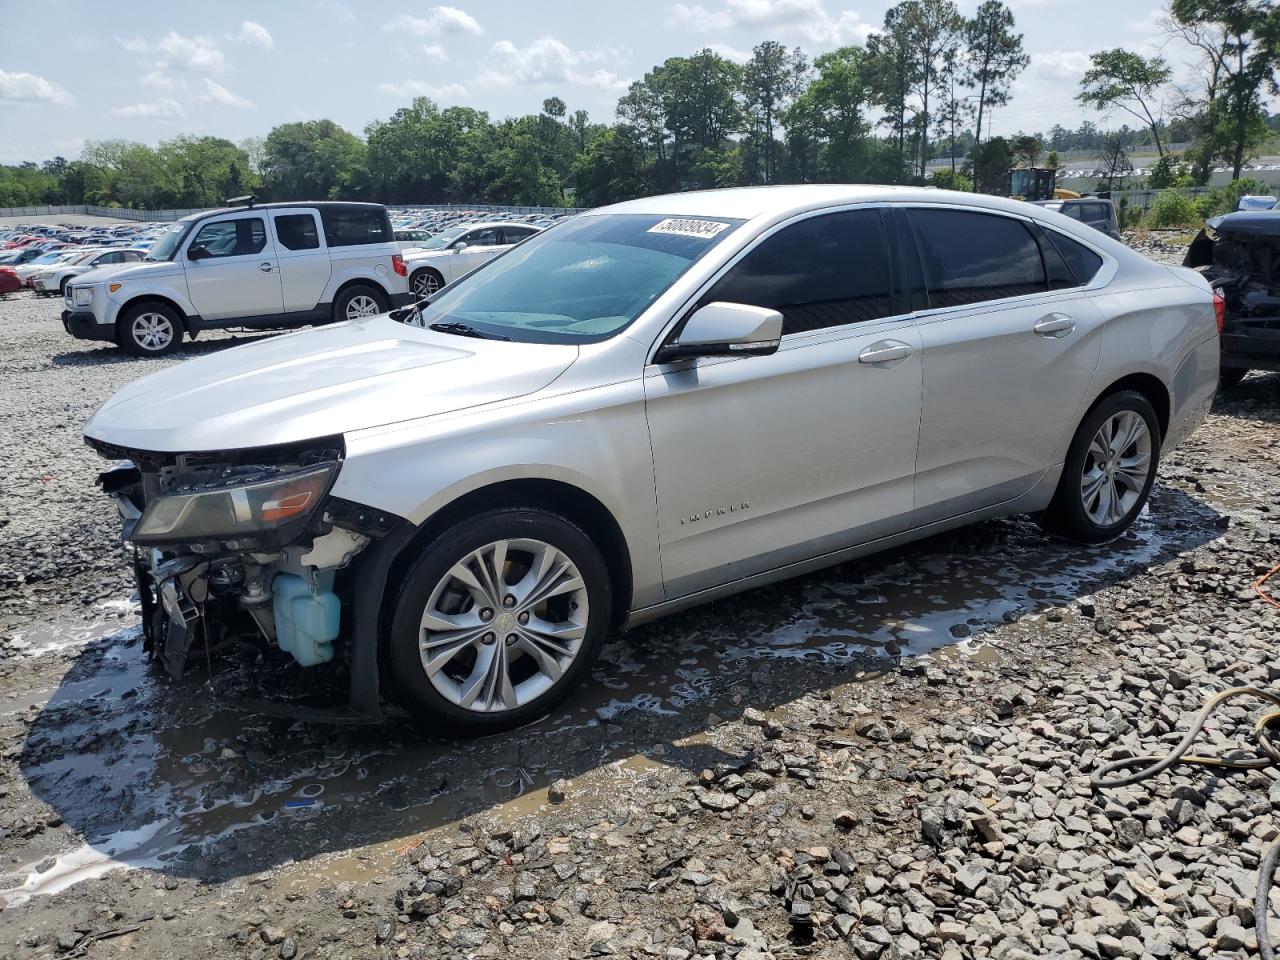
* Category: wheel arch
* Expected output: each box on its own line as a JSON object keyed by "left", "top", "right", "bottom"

{"left": 332, "top": 276, "right": 392, "bottom": 305}
{"left": 117, "top": 294, "right": 192, "bottom": 333}
{"left": 1086, "top": 371, "right": 1171, "bottom": 439}
{"left": 384, "top": 477, "right": 634, "bottom": 631}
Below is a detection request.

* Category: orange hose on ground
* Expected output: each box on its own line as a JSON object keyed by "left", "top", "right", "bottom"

{"left": 1257, "top": 562, "right": 1280, "bottom": 610}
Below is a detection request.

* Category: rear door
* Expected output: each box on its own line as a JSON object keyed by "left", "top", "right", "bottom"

{"left": 269, "top": 209, "right": 330, "bottom": 313}
{"left": 183, "top": 213, "right": 285, "bottom": 322}
{"left": 906, "top": 206, "right": 1105, "bottom": 521}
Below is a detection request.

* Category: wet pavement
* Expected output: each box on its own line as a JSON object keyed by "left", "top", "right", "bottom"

{"left": 0, "top": 483, "right": 1221, "bottom": 917}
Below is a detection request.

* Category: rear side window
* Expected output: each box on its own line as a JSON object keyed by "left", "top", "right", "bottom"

{"left": 703, "top": 209, "right": 893, "bottom": 335}
{"left": 503, "top": 227, "right": 536, "bottom": 243}
{"left": 1044, "top": 229, "right": 1104, "bottom": 285}
{"left": 908, "top": 209, "right": 1045, "bottom": 307}
{"left": 275, "top": 214, "right": 320, "bottom": 251}
{"left": 321, "top": 207, "right": 391, "bottom": 247}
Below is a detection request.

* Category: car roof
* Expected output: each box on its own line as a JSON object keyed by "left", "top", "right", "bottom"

{"left": 178, "top": 201, "right": 388, "bottom": 223}
{"left": 592, "top": 184, "right": 1097, "bottom": 224}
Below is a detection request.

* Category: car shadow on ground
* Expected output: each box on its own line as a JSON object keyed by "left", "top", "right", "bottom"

{"left": 11, "top": 484, "right": 1223, "bottom": 894}
{"left": 49, "top": 332, "right": 283, "bottom": 366}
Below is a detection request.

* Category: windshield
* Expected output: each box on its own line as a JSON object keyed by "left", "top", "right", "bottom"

{"left": 30, "top": 251, "right": 68, "bottom": 265}
{"left": 415, "top": 213, "right": 744, "bottom": 344}
{"left": 145, "top": 221, "right": 193, "bottom": 261}
{"left": 415, "top": 226, "right": 469, "bottom": 251}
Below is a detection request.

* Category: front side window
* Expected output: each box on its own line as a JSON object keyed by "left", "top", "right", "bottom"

{"left": 702, "top": 209, "right": 893, "bottom": 335}
{"left": 275, "top": 214, "right": 320, "bottom": 251}
{"left": 190, "top": 218, "right": 267, "bottom": 258}
{"left": 418, "top": 213, "right": 743, "bottom": 344}
{"left": 908, "top": 209, "right": 1045, "bottom": 307}
{"left": 462, "top": 228, "right": 500, "bottom": 247}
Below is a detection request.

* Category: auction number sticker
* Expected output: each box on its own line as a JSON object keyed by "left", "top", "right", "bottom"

{"left": 647, "top": 218, "right": 730, "bottom": 239}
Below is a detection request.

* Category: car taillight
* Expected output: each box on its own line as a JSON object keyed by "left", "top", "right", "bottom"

{"left": 1212, "top": 290, "right": 1225, "bottom": 335}
{"left": 392, "top": 254, "right": 407, "bottom": 277}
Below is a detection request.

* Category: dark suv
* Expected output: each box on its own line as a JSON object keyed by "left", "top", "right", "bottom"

{"left": 1033, "top": 199, "right": 1120, "bottom": 239}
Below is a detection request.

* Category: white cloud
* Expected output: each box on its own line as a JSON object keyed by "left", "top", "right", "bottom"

{"left": 198, "top": 78, "right": 254, "bottom": 108}
{"left": 377, "top": 80, "right": 469, "bottom": 100}
{"left": 121, "top": 31, "right": 227, "bottom": 74}
{"left": 422, "top": 43, "right": 450, "bottom": 62}
{"left": 236, "top": 20, "right": 274, "bottom": 48}
{"left": 383, "top": 6, "right": 483, "bottom": 37}
{"left": 666, "top": 0, "right": 873, "bottom": 45}
{"left": 111, "top": 97, "right": 186, "bottom": 119}
{"left": 0, "top": 69, "right": 72, "bottom": 106}
{"left": 482, "top": 36, "right": 629, "bottom": 92}
{"left": 706, "top": 43, "right": 751, "bottom": 64}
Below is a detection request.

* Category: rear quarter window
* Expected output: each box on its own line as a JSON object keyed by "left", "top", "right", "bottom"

{"left": 1043, "top": 229, "right": 1104, "bottom": 285}
{"left": 321, "top": 207, "right": 392, "bottom": 247}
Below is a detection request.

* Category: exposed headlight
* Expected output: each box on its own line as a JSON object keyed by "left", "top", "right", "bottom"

{"left": 74, "top": 287, "right": 93, "bottom": 306}
{"left": 30, "top": 273, "right": 49, "bottom": 283}
{"left": 131, "top": 464, "right": 337, "bottom": 543}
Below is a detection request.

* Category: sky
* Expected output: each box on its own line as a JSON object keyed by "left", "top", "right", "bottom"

{"left": 0, "top": 0, "right": 1180, "bottom": 166}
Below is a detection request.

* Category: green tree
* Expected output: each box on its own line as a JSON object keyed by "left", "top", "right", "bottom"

{"left": 866, "top": 5, "right": 920, "bottom": 167}
{"left": 1171, "top": 0, "right": 1280, "bottom": 180}
{"left": 262, "top": 119, "right": 368, "bottom": 201}
{"left": 901, "top": 0, "right": 965, "bottom": 177}
{"left": 969, "top": 135, "right": 1011, "bottom": 193}
{"left": 1077, "top": 50, "right": 1173, "bottom": 157}
{"left": 964, "top": 1, "right": 1029, "bottom": 149}
{"left": 783, "top": 47, "right": 877, "bottom": 181}
{"left": 1011, "top": 133, "right": 1041, "bottom": 166}
{"left": 742, "top": 40, "right": 808, "bottom": 183}
{"left": 572, "top": 126, "right": 649, "bottom": 205}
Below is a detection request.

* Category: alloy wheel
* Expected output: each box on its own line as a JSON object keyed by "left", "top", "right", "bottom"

{"left": 412, "top": 272, "right": 440, "bottom": 297}
{"left": 345, "top": 294, "right": 380, "bottom": 320}
{"left": 132, "top": 312, "right": 174, "bottom": 351}
{"left": 417, "top": 538, "right": 589, "bottom": 713}
{"left": 1080, "top": 410, "right": 1152, "bottom": 526}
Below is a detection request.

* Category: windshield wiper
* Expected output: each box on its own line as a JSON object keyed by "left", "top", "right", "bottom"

{"left": 428, "top": 321, "right": 511, "bottom": 342}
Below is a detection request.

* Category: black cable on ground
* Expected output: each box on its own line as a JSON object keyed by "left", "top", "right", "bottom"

{"left": 1091, "top": 687, "right": 1280, "bottom": 960}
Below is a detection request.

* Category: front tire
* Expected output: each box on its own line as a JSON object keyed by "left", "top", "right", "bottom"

{"left": 387, "top": 508, "right": 612, "bottom": 737}
{"left": 333, "top": 284, "right": 388, "bottom": 324}
{"left": 1037, "top": 390, "right": 1161, "bottom": 544}
{"left": 410, "top": 268, "right": 443, "bottom": 299}
{"left": 117, "top": 302, "right": 182, "bottom": 357}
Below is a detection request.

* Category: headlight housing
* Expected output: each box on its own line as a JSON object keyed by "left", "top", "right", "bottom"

{"left": 74, "top": 286, "right": 93, "bottom": 306}
{"left": 131, "top": 463, "right": 337, "bottom": 544}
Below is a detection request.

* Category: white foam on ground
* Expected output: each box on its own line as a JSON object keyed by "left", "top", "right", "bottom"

{"left": 0, "top": 820, "right": 168, "bottom": 907}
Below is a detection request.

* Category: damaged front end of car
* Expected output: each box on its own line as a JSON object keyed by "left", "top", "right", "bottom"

{"left": 90, "top": 435, "right": 406, "bottom": 720}
{"left": 1185, "top": 212, "right": 1280, "bottom": 374}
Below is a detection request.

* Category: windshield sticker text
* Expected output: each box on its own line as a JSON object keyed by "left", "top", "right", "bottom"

{"left": 647, "top": 218, "right": 730, "bottom": 240}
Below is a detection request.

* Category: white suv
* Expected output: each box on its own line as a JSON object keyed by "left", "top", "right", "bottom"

{"left": 62, "top": 201, "right": 412, "bottom": 355}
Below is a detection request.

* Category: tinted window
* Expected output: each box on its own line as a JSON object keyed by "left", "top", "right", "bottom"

{"left": 191, "top": 218, "right": 267, "bottom": 258}
{"left": 703, "top": 210, "right": 893, "bottom": 335}
{"left": 908, "top": 209, "right": 1045, "bottom": 307}
{"left": 502, "top": 227, "right": 535, "bottom": 243}
{"left": 321, "top": 207, "right": 391, "bottom": 247}
{"left": 1059, "top": 205, "right": 1083, "bottom": 221}
{"left": 276, "top": 214, "right": 320, "bottom": 251}
{"left": 123, "top": 250, "right": 143, "bottom": 261}
{"left": 463, "top": 228, "right": 501, "bottom": 247}
{"left": 1044, "top": 229, "right": 1104, "bottom": 285}
{"left": 1034, "top": 225, "right": 1076, "bottom": 291}
{"left": 1085, "top": 203, "right": 1109, "bottom": 223}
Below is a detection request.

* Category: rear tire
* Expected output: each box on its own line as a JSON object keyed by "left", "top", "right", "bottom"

{"left": 332, "top": 284, "right": 387, "bottom": 324}
{"left": 1036, "top": 390, "right": 1161, "bottom": 544}
{"left": 387, "top": 507, "right": 612, "bottom": 737}
{"left": 117, "top": 302, "right": 182, "bottom": 357}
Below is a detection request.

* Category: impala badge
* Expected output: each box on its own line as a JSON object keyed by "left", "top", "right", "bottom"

{"left": 680, "top": 501, "right": 750, "bottom": 525}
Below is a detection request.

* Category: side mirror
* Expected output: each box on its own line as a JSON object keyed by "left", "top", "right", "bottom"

{"left": 187, "top": 244, "right": 210, "bottom": 261}
{"left": 452, "top": 241, "right": 468, "bottom": 253}
{"left": 654, "top": 301, "right": 783, "bottom": 364}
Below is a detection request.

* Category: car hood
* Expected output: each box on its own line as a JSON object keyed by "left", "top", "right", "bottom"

{"left": 75, "top": 260, "right": 183, "bottom": 286}
{"left": 84, "top": 314, "right": 579, "bottom": 452}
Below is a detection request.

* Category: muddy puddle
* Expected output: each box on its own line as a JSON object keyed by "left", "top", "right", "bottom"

{"left": 0, "top": 485, "right": 1221, "bottom": 909}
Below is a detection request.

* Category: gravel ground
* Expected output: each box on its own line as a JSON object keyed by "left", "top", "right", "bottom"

{"left": 0, "top": 269, "right": 1278, "bottom": 960}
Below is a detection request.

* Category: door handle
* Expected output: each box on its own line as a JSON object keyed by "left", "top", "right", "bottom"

{"left": 858, "top": 340, "right": 914, "bottom": 365}
{"left": 1033, "top": 313, "right": 1075, "bottom": 338}
{"left": 259, "top": 262, "right": 274, "bottom": 273}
